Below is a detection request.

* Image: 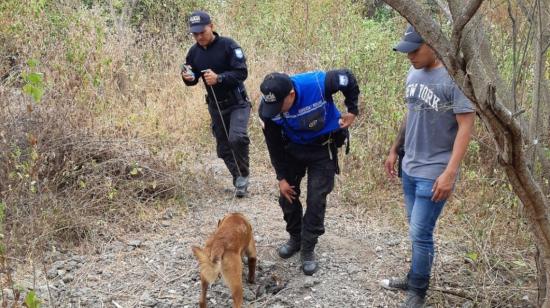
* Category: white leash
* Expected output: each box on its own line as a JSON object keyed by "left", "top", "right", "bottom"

{"left": 202, "top": 74, "right": 243, "bottom": 208}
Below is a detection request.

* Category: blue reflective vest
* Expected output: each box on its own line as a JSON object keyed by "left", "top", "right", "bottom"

{"left": 271, "top": 71, "right": 341, "bottom": 144}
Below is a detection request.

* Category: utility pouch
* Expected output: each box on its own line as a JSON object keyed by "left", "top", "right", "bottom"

{"left": 333, "top": 128, "right": 350, "bottom": 154}
{"left": 298, "top": 108, "right": 326, "bottom": 132}
{"left": 234, "top": 86, "right": 252, "bottom": 108}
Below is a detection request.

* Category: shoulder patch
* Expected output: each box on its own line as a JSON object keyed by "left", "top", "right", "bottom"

{"left": 338, "top": 74, "right": 349, "bottom": 87}
{"left": 234, "top": 48, "right": 244, "bottom": 59}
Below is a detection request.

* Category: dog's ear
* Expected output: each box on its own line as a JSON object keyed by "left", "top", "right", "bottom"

{"left": 192, "top": 246, "right": 211, "bottom": 266}
{"left": 217, "top": 219, "right": 222, "bottom": 226}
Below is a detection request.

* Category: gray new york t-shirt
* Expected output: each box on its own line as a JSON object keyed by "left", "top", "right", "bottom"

{"left": 402, "top": 66, "right": 474, "bottom": 180}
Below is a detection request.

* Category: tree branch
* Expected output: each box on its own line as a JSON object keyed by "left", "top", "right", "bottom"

{"left": 507, "top": 0, "right": 518, "bottom": 111}
{"left": 537, "top": 146, "right": 550, "bottom": 187}
{"left": 517, "top": 0, "right": 534, "bottom": 22}
{"left": 381, "top": 0, "right": 457, "bottom": 75}
{"left": 431, "top": 285, "right": 514, "bottom": 306}
{"left": 433, "top": 0, "right": 452, "bottom": 21}
{"left": 451, "top": 0, "right": 484, "bottom": 59}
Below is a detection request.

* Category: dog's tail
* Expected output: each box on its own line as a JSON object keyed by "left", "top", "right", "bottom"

{"left": 192, "top": 246, "right": 222, "bottom": 283}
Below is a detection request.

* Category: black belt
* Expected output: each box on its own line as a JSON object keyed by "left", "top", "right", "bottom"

{"left": 313, "top": 130, "right": 350, "bottom": 154}
{"left": 205, "top": 95, "right": 236, "bottom": 108}
{"left": 310, "top": 133, "right": 333, "bottom": 146}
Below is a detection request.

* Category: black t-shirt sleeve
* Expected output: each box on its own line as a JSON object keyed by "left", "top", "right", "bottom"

{"left": 259, "top": 104, "right": 288, "bottom": 181}
{"left": 219, "top": 39, "right": 248, "bottom": 87}
{"left": 324, "top": 69, "right": 360, "bottom": 115}
{"left": 183, "top": 47, "right": 200, "bottom": 86}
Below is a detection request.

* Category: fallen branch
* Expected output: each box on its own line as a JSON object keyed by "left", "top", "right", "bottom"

{"left": 431, "top": 286, "right": 475, "bottom": 300}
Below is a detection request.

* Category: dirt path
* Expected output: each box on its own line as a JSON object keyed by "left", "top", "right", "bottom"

{"left": 10, "top": 153, "right": 525, "bottom": 307}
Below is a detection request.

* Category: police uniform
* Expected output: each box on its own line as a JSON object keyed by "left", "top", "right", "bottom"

{"left": 259, "top": 70, "right": 359, "bottom": 268}
{"left": 183, "top": 32, "right": 251, "bottom": 185}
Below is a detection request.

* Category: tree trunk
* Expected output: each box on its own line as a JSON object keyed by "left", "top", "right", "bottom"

{"left": 538, "top": 245, "right": 549, "bottom": 307}
{"left": 528, "top": 0, "right": 550, "bottom": 165}
{"left": 381, "top": 0, "right": 550, "bottom": 306}
{"left": 531, "top": 2, "right": 550, "bottom": 305}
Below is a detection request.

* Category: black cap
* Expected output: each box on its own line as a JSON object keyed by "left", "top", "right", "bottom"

{"left": 259, "top": 72, "right": 293, "bottom": 118}
{"left": 393, "top": 24, "right": 424, "bottom": 53}
{"left": 188, "top": 11, "right": 211, "bottom": 33}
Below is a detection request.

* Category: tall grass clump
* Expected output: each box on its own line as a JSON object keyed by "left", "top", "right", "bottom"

{"left": 0, "top": 0, "right": 227, "bottom": 258}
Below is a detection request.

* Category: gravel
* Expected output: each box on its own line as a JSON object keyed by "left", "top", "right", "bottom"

{"left": 8, "top": 160, "right": 536, "bottom": 307}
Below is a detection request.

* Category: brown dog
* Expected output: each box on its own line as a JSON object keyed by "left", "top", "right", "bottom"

{"left": 191, "top": 212, "right": 257, "bottom": 308}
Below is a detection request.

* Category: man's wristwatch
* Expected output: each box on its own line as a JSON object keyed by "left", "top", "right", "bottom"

{"left": 216, "top": 74, "right": 223, "bottom": 84}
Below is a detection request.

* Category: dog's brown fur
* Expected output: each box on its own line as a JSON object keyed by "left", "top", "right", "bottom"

{"left": 191, "top": 213, "right": 257, "bottom": 308}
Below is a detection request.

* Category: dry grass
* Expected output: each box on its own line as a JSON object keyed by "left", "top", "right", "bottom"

{"left": 0, "top": 5, "right": 208, "bottom": 256}
{"left": 0, "top": 1, "right": 292, "bottom": 258}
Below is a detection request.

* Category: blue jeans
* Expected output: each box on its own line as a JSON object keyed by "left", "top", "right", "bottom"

{"left": 402, "top": 171, "right": 447, "bottom": 297}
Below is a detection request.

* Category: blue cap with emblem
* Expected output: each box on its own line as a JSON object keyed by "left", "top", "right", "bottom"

{"left": 393, "top": 24, "right": 424, "bottom": 53}
{"left": 188, "top": 11, "right": 211, "bottom": 33}
{"left": 259, "top": 72, "right": 293, "bottom": 118}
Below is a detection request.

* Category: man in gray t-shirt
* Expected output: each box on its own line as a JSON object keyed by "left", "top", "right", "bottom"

{"left": 403, "top": 67, "right": 474, "bottom": 180}
{"left": 381, "top": 25, "right": 475, "bottom": 307}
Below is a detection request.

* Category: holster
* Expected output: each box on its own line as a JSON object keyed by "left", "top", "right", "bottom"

{"left": 205, "top": 84, "right": 249, "bottom": 108}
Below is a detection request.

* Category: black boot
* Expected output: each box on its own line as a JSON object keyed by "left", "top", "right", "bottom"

{"left": 277, "top": 235, "right": 301, "bottom": 259}
{"left": 234, "top": 176, "right": 249, "bottom": 198}
{"left": 301, "top": 238, "right": 318, "bottom": 275}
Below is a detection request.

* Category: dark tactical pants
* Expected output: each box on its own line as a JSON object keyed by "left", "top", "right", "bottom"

{"left": 279, "top": 142, "right": 337, "bottom": 243}
{"left": 208, "top": 100, "right": 250, "bottom": 181}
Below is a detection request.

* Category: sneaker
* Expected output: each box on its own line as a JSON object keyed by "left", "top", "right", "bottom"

{"left": 380, "top": 276, "right": 408, "bottom": 291}
{"left": 234, "top": 176, "right": 249, "bottom": 198}
{"left": 400, "top": 291, "right": 425, "bottom": 308}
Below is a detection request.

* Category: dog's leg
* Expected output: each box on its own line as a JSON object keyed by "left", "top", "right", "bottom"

{"left": 245, "top": 237, "right": 257, "bottom": 283}
{"left": 199, "top": 274, "right": 208, "bottom": 308}
{"left": 222, "top": 253, "right": 243, "bottom": 308}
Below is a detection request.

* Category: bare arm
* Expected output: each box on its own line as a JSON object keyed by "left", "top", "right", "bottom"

{"left": 384, "top": 115, "right": 406, "bottom": 178}
{"left": 432, "top": 112, "right": 475, "bottom": 201}
{"left": 390, "top": 116, "right": 406, "bottom": 155}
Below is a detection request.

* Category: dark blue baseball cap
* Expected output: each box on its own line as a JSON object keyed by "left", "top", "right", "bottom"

{"left": 259, "top": 72, "right": 293, "bottom": 118}
{"left": 393, "top": 24, "right": 424, "bottom": 53}
{"left": 188, "top": 11, "right": 211, "bottom": 33}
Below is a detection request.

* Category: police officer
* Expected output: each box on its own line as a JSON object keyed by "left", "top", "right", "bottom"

{"left": 259, "top": 70, "right": 360, "bottom": 275}
{"left": 181, "top": 11, "right": 251, "bottom": 197}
